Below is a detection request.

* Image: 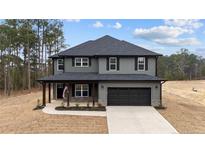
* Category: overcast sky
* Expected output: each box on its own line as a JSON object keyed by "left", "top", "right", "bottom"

{"left": 63, "top": 19, "right": 205, "bottom": 57}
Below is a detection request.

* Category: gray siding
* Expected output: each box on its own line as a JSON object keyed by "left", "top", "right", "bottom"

{"left": 53, "top": 59, "right": 63, "bottom": 75}
{"left": 64, "top": 58, "right": 98, "bottom": 72}
{"left": 54, "top": 57, "right": 156, "bottom": 75}
{"left": 98, "top": 82, "right": 161, "bottom": 106}
{"left": 98, "top": 57, "right": 156, "bottom": 75}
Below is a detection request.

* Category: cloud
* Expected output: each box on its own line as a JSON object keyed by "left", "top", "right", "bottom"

{"left": 154, "top": 38, "right": 200, "bottom": 46}
{"left": 113, "top": 22, "right": 122, "bottom": 29}
{"left": 93, "top": 21, "right": 104, "bottom": 28}
{"left": 65, "top": 19, "right": 80, "bottom": 22}
{"left": 134, "top": 26, "right": 192, "bottom": 39}
{"left": 164, "top": 19, "right": 203, "bottom": 29}
{"left": 133, "top": 25, "right": 200, "bottom": 46}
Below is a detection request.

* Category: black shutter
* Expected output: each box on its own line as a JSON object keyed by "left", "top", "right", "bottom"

{"left": 117, "top": 57, "right": 120, "bottom": 71}
{"left": 106, "top": 57, "right": 109, "bottom": 71}
{"left": 89, "top": 57, "right": 91, "bottom": 66}
{"left": 72, "top": 57, "right": 75, "bottom": 66}
{"left": 72, "top": 84, "right": 75, "bottom": 97}
{"left": 52, "top": 59, "right": 54, "bottom": 75}
{"left": 89, "top": 84, "right": 92, "bottom": 96}
{"left": 63, "top": 58, "right": 65, "bottom": 72}
{"left": 135, "top": 57, "right": 138, "bottom": 70}
{"left": 145, "top": 57, "right": 148, "bottom": 70}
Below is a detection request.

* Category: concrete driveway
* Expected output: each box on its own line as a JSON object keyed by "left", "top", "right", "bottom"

{"left": 106, "top": 106, "right": 178, "bottom": 134}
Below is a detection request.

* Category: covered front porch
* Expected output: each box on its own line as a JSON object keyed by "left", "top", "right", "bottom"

{"left": 39, "top": 81, "right": 99, "bottom": 107}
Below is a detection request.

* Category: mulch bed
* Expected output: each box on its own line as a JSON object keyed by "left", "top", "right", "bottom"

{"left": 55, "top": 106, "right": 106, "bottom": 111}
{"left": 155, "top": 106, "right": 167, "bottom": 110}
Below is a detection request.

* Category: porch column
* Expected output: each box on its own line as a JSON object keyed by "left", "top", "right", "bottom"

{"left": 42, "top": 82, "right": 46, "bottom": 106}
{"left": 67, "top": 83, "right": 70, "bottom": 107}
{"left": 92, "top": 83, "right": 95, "bottom": 107}
{"left": 48, "top": 83, "right": 51, "bottom": 103}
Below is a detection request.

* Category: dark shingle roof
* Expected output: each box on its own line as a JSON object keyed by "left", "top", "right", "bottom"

{"left": 37, "top": 72, "right": 164, "bottom": 82}
{"left": 50, "top": 35, "right": 162, "bottom": 58}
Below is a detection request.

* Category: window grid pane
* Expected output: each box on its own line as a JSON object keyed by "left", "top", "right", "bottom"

{"left": 110, "top": 64, "right": 116, "bottom": 70}
{"left": 139, "top": 64, "right": 144, "bottom": 70}
{"left": 75, "top": 85, "right": 81, "bottom": 90}
{"left": 75, "top": 91, "right": 81, "bottom": 96}
{"left": 82, "top": 84, "right": 88, "bottom": 90}
{"left": 82, "top": 91, "right": 88, "bottom": 96}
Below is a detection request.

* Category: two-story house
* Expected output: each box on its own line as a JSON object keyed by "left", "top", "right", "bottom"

{"left": 38, "top": 35, "right": 165, "bottom": 107}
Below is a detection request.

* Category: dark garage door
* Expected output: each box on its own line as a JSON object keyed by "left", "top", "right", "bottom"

{"left": 108, "top": 88, "right": 151, "bottom": 106}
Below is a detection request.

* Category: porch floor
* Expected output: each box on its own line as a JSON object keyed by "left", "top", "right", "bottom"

{"left": 42, "top": 100, "right": 106, "bottom": 117}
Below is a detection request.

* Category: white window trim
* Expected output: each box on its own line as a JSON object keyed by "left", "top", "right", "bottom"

{"left": 74, "top": 57, "right": 89, "bottom": 67}
{"left": 57, "top": 59, "right": 64, "bottom": 71}
{"left": 75, "top": 84, "right": 89, "bottom": 97}
{"left": 138, "top": 57, "right": 145, "bottom": 71}
{"left": 109, "top": 57, "right": 117, "bottom": 71}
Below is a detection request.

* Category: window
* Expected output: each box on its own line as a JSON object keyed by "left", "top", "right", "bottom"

{"left": 109, "top": 57, "right": 117, "bottom": 71}
{"left": 138, "top": 57, "right": 145, "bottom": 71}
{"left": 75, "top": 57, "right": 89, "bottom": 67}
{"left": 75, "top": 84, "right": 89, "bottom": 97}
{"left": 57, "top": 59, "right": 64, "bottom": 71}
{"left": 57, "top": 83, "right": 64, "bottom": 89}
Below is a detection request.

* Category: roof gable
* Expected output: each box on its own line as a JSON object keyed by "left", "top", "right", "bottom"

{"left": 51, "top": 35, "right": 162, "bottom": 58}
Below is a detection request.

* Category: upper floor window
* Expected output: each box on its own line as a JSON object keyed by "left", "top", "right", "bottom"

{"left": 109, "top": 57, "right": 117, "bottom": 71}
{"left": 57, "top": 59, "right": 64, "bottom": 71}
{"left": 138, "top": 57, "right": 145, "bottom": 71}
{"left": 75, "top": 57, "right": 89, "bottom": 67}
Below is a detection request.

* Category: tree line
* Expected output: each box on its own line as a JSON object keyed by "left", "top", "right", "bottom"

{"left": 0, "top": 19, "right": 66, "bottom": 96}
{"left": 158, "top": 48, "right": 205, "bottom": 80}
{"left": 1, "top": 20, "right": 205, "bottom": 96}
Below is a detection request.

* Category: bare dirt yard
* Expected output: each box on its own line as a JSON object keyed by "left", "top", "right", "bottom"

{"left": 1, "top": 80, "right": 205, "bottom": 134}
{"left": 0, "top": 90, "right": 108, "bottom": 133}
{"left": 158, "top": 80, "right": 205, "bottom": 133}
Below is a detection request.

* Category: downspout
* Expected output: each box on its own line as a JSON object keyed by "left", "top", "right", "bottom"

{"left": 160, "top": 80, "right": 166, "bottom": 107}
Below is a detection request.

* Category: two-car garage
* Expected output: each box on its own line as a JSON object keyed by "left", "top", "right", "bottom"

{"left": 98, "top": 82, "right": 161, "bottom": 107}
{"left": 107, "top": 88, "right": 151, "bottom": 106}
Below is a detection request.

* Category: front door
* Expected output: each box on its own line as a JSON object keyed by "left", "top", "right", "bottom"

{"left": 57, "top": 83, "right": 65, "bottom": 99}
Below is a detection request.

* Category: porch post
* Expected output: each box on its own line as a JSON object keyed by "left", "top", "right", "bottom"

{"left": 42, "top": 82, "right": 46, "bottom": 106}
{"left": 48, "top": 83, "right": 51, "bottom": 103}
{"left": 92, "top": 83, "right": 95, "bottom": 107}
{"left": 67, "top": 83, "right": 70, "bottom": 107}
{"left": 159, "top": 82, "right": 162, "bottom": 107}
